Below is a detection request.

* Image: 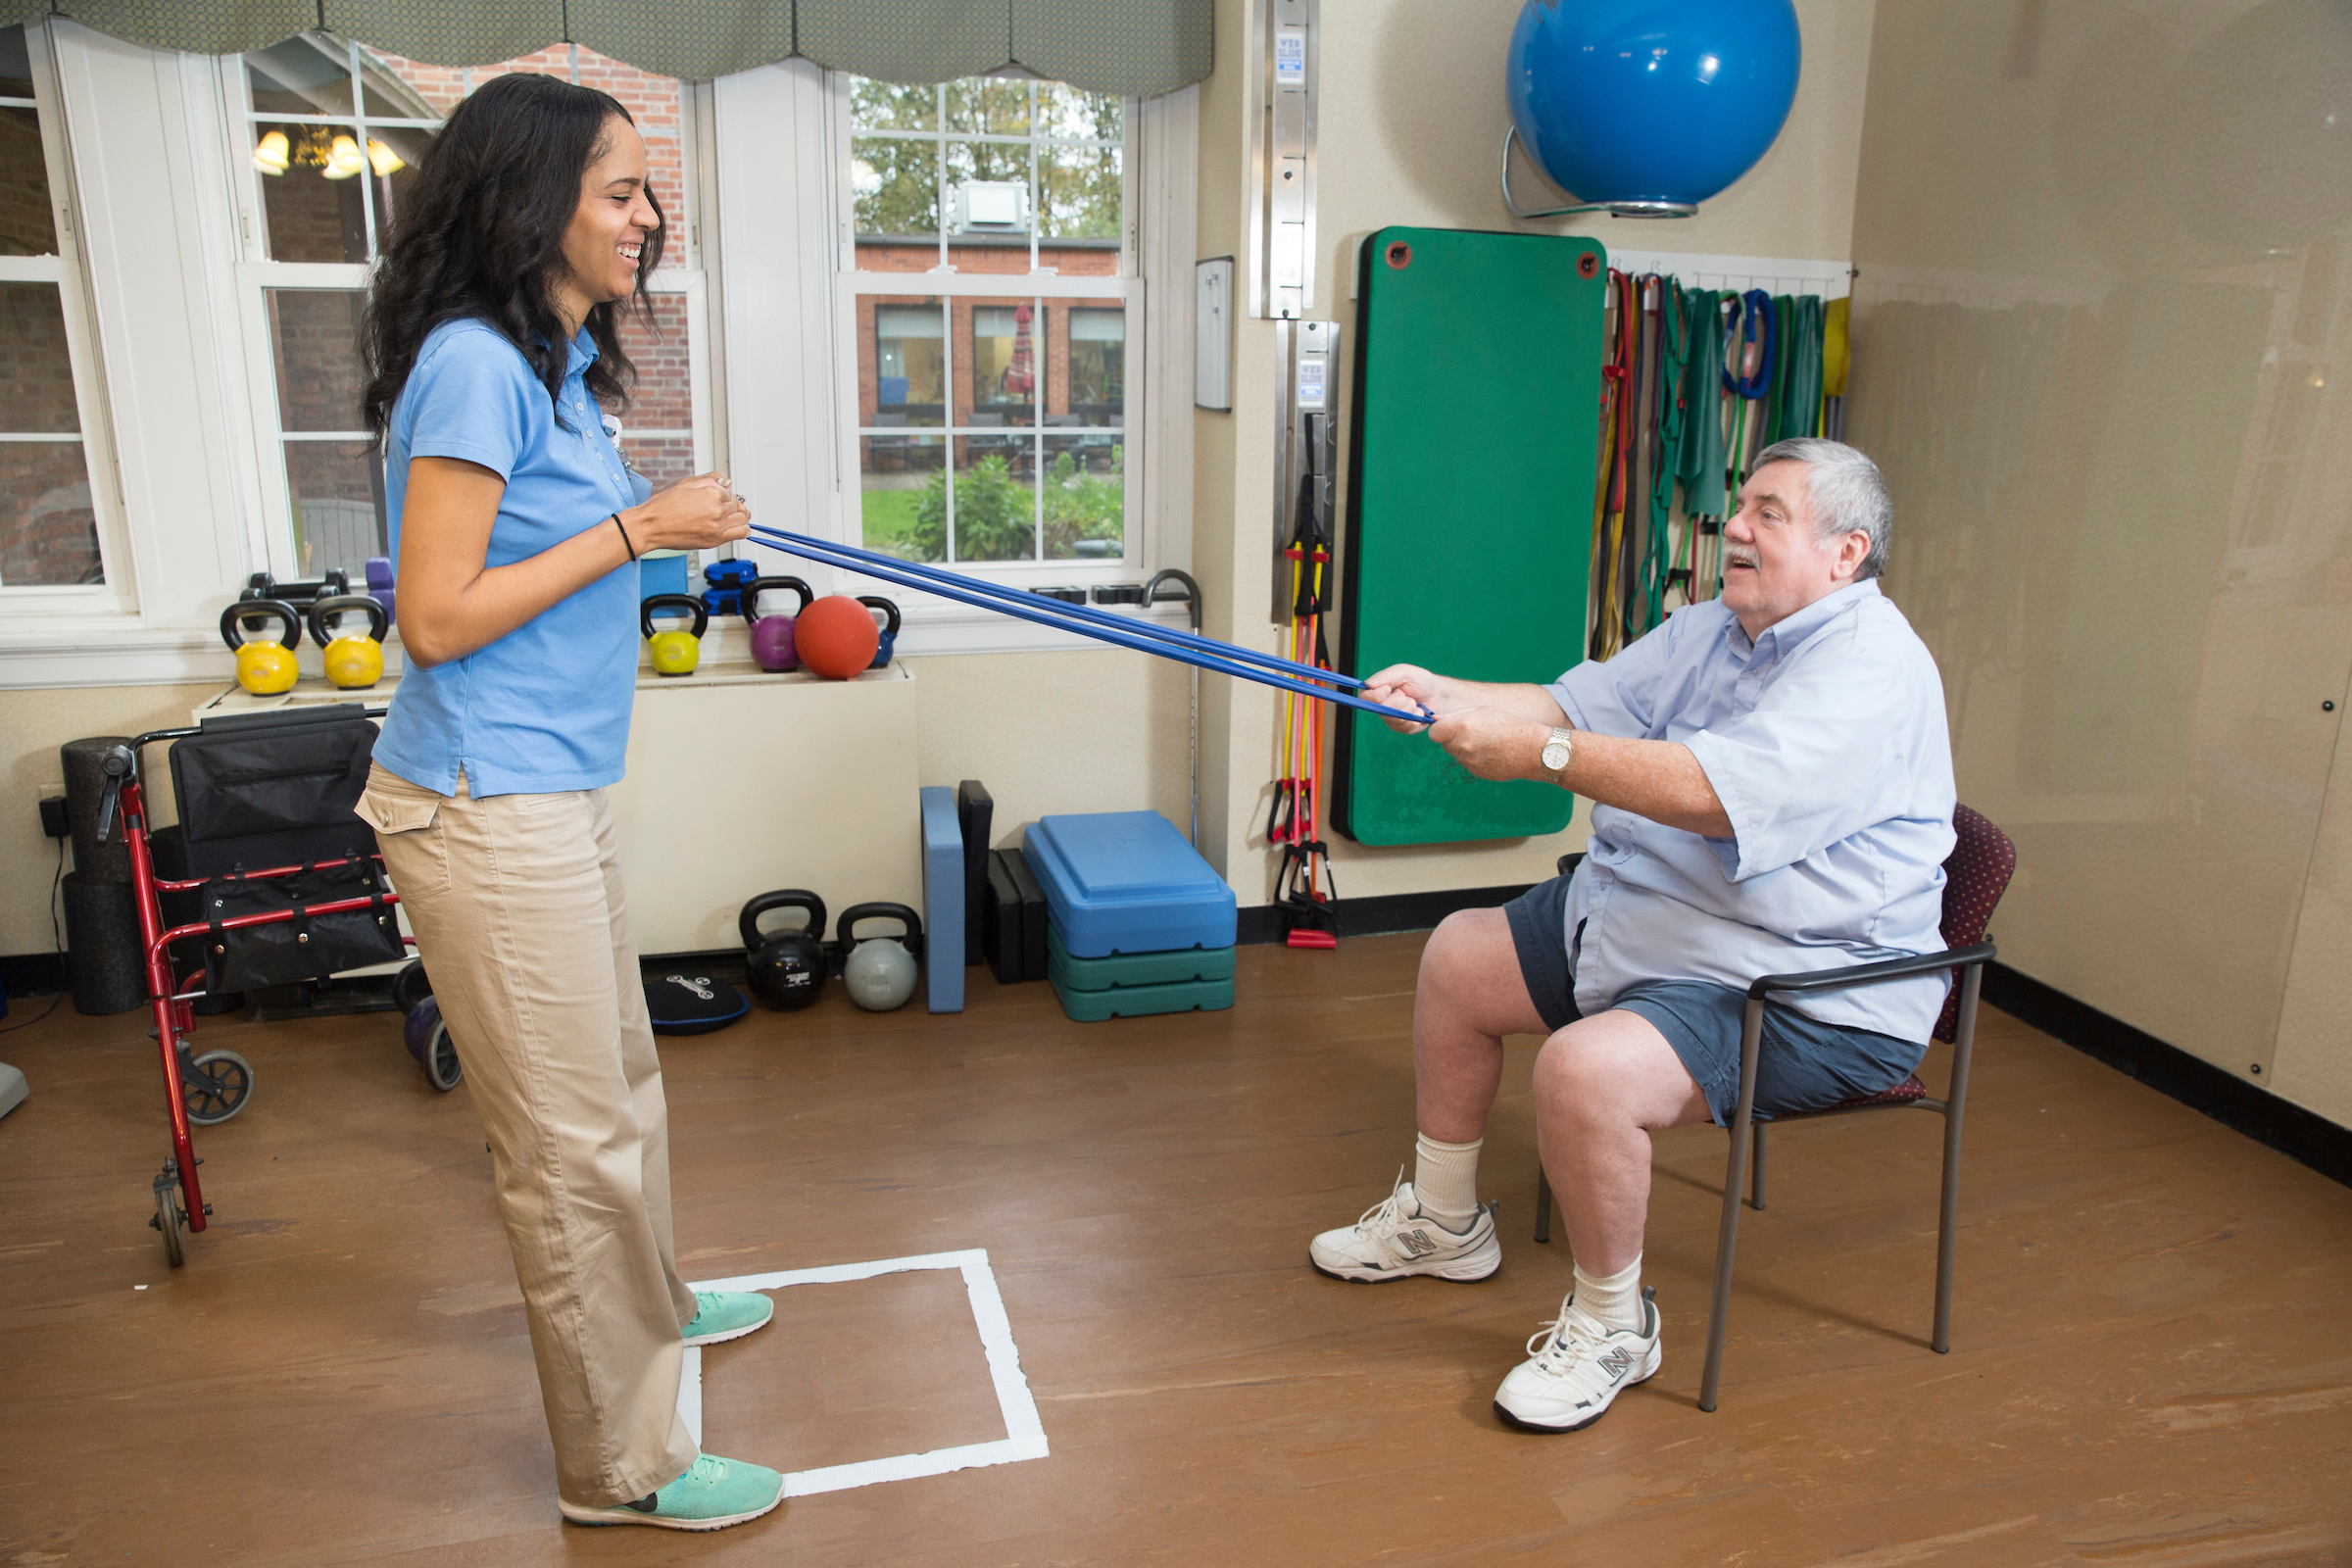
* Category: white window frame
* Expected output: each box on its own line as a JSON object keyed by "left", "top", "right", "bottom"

{"left": 713, "top": 61, "right": 1196, "bottom": 658}
{"left": 832, "top": 74, "right": 1143, "bottom": 577}
{"left": 0, "top": 20, "right": 134, "bottom": 616}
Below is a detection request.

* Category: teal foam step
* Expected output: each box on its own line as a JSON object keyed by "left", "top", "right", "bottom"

{"left": 1048, "top": 949, "right": 1235, "bottom": 1021}
{"left": 1047, "top": 926, "right": 1236, "bottom": 991}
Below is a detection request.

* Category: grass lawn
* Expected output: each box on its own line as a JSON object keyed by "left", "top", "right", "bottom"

{"left": 860, "top": 487, "right": 924, "bottom": 553}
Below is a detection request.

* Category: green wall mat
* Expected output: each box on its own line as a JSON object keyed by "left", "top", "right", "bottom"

{"left": 1333, "top": 226, "right": 1603, "bottom": 847}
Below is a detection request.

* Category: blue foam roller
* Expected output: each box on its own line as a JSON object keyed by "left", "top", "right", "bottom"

{"left": 920, "top": 785, "right": 964, "bottom": 1013}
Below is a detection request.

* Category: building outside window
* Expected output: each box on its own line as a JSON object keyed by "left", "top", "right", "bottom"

{"left": 229, "top": 38, "right": 710, "bottom": 587}
{"left": 842, "top": 74, "right": 1134, "bottom": 567}
{"left": 0, "top": 24, "right": 114, "bottom": 596}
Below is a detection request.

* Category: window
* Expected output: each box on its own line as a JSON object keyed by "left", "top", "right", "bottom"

{"left": 227, "top": 38, "right": 712, "bottom": 586}
{"left": 0, "top": 24, "right": 116, "bottom": 597}
{"left": 839, "top": 74, "right": 1137, "bottom": 569}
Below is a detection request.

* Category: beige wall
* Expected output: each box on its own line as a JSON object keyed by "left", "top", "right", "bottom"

{"left": 1848, "top": 0, "right": 2352, "bottom": 1125}
{"left": 0, "top": 682, "right": 216, "bottom": 956}
{"left": 1190, "top": 0, "right": 1873, "bottom": 904}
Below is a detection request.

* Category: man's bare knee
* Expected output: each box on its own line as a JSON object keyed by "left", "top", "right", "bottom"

{"left": 1535, "top": 1012, "right": 1707, "bottom": 1131}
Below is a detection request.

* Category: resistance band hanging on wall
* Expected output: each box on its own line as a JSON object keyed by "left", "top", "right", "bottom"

{"left": 1588, "top": 272, "right": 1845, "bottom": 649}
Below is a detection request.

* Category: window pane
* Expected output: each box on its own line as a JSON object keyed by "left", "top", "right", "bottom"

{"left": 256, "top": 122, "right": 369, "bottom": 262}
{"left": 0, "top": 23, "right": 34, "bottom": 96}
{"left": 852, "top": 78, "right": 937, "bottom": 133}
{"left": 283, "top": 440, "right": 384, "bottom": 580}
{"left": 862, "top": 432, "right": 943, "bottom": 561}
{"left": 0, "top": 283, "right": 78, "bottom": 433}
{"left": 0, "top": 442, "right": 97, "bottom": 585}
{"left": 1060, "top": 305, "right": 1125, "bottom": 426}
{"left": 967, "top": 302, "right": 1040, "bottom": 419}
{"left": 267, "top": 289, "right": 366, "bottom": 432}
{"left": 356, "top": 50, "right": 438, "bottom": 119}
{"left": 0, "top": 105, "right": 57, "bottom": 258}
{"left": 246, "top": 38, "right": 356, "bottom": 117}
{"left": 1038, "top": 142, "right": 1121, "bottom": 240}
{"left": 855, "top": 135, "right": 940, "bottom": 242}
{"left": 366, "top": 129, "right": 428, "bottom": 243}
{"left": 1043, "top": 432, "right": 1122, "bottom": 561}
{"left": 952, "top": 439, "right": 1038, "bottom": 563}
{"left": 613, "top": 293, "right": 693, "bottom": 431}
{"left": 945, "top": 78, "right": 1028, "bottom": 136}
{"left": 862, "top": 298, "right": 946, "bottom": 428}
{"left": 619, "top": 434, "right": 695, "bottom": 490}
{"left": 1036, "top": 82, "right": 1121, "bottom": 143}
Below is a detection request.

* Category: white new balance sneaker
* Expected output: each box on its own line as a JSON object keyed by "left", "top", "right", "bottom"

{"left": 1493, "top": 1285, "right": 1661, "bottom": 1433}
{"left": 1307, "top": 1171, "right": 1501, "bottom": 1283}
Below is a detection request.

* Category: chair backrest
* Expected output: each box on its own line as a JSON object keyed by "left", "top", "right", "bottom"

{"left": 1932, "top": 803, "right": 2016, "bottom": 1042}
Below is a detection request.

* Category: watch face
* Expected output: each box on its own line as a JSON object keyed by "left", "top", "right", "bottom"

{"left": 1543, "top": 741, "right": 1570, "bottom": 770}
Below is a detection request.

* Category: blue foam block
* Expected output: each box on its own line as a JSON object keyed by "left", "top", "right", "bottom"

{"left": 1023, "top": 810, "right": 1237, "bottom": 956}
{"left": 920, "top": 785, "right": 964, "bottom": 1013}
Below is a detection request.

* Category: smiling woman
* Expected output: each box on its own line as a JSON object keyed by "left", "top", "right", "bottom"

{"left": 346, "top": 71, "right": 776, "bottom": 1535}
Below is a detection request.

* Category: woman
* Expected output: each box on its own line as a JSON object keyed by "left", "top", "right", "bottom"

{"left": 355, "top": 73, "right": 779, "bottom": 1533}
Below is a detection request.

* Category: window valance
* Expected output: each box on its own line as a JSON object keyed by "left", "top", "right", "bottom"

{"left": 0, "top": 0, "right": 1214, "bottom": 94}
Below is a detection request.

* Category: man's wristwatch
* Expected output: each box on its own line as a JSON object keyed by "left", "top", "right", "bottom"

{"left": 1541, "top": 725, "right": 1575, "bottom": 775}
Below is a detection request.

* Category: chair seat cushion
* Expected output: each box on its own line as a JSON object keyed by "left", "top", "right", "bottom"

{"left": 1783, "top": 1073, "right": 1929, "bottom": 1119}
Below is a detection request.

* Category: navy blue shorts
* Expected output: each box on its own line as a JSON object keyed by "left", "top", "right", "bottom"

{"left": 1501, "top": 874, "right": 1926, "bottom": 1127}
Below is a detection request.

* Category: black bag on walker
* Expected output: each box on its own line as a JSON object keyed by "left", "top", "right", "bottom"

{"left": 169, "top": 706, "right": 380, "bottom": 877}
{"left": 200, "top": 858, "right": 403, "bottom": 994}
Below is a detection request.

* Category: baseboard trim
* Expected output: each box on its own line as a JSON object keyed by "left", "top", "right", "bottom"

{"left": 1236, "top": 880, "right": 1543, "bottom": 947}
{"left": 1984, "top": 962, "right": 2351, "bottom": 1190}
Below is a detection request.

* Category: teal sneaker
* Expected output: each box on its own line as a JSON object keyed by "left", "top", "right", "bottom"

{"left": 682, "top": 1289, "right": 774, "bottom": 1348}
{"left": 559, "top": 1453, "right": 784, "bottom": 1531}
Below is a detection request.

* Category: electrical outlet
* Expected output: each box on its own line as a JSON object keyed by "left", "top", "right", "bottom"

{"left": 39, "top": 796, "right": 70, "bottom": 839}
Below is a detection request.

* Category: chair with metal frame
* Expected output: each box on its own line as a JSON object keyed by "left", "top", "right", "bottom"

{"left": 1534, "top": 805, "right": 2017, "bottom": 1411}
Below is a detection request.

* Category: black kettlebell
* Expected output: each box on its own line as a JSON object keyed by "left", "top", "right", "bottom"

{"left": 858, "top": 595, "right": 901, "bottom": 668}
{"left": 741, "top": 890, "right": 829, "bottom": 1011}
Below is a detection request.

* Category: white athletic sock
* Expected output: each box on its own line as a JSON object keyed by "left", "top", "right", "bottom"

{"left": 1572, "top": 1254, "right": 1644, "bottom": 1334}
{"left": 1412, "top": 1133, "right": 1482, "bottom": 1230}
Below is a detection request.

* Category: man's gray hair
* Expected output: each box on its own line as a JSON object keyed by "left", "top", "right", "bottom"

{"left": 1752, "top": 437, "right": 1892, "bottom": 580}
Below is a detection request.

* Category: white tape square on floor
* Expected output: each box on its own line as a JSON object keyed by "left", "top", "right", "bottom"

{"left": 681, "top": 1248, "right": 1049, "bottom": 1498}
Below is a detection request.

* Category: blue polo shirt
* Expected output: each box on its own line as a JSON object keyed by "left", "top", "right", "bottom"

{"left": 375, "top": 319, "right": 652, "bottom": 797}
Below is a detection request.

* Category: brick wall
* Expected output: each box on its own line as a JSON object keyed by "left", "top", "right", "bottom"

{"left": 0, "top": 107, "right": 55, "bottom": 256}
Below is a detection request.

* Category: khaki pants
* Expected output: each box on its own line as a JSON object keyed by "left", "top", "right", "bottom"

{"left": 358, "top": 763, "right": 700, "bottom": 1506}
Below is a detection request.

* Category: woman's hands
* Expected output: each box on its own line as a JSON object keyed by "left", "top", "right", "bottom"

{"left": 622, "top": 472, "right": 750, "bottom": 554}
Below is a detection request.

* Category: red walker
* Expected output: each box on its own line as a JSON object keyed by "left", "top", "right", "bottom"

{"left": 97, "top": 728, "right": 411, "bottom": 1267}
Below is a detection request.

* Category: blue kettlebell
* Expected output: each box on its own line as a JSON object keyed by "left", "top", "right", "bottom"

{"left": 858, "top": 595, "right": 901, "bottom": 669}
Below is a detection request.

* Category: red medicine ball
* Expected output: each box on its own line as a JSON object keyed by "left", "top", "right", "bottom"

{"left": 795, "top": 594, "right": 880, "bottom": 679}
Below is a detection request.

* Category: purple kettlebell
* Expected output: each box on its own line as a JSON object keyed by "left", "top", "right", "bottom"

{"left": 743, "top": 576, "right": 813, "bottom": 673}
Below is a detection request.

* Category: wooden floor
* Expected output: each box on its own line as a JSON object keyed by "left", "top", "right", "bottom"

{"left": 3, "top": 933, "right": 2350, "bottom": 1567}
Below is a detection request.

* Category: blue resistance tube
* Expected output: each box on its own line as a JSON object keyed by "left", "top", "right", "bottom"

{"left": 743, "top": 524, "right": 1434, "bottom": 724}
{"left": 749, "top": 522, "right": 1365, "bottom": 692}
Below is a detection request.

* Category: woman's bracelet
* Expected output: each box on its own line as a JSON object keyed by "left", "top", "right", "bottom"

{"left": 611, "top": 513, "right": 638, "bottom": 561}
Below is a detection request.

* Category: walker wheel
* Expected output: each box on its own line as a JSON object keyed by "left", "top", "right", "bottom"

{"left": 182, "top": 1050, "right": 255, "bottom": 1125}
{"left": 422, "top": 1016, "right": 463, "bottom": 1093}
{"left": 152, "top": 1166, "right": 186, "bottom": 1268}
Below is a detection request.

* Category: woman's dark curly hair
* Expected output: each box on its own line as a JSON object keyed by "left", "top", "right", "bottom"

{"left": 361, "top": 72, "right": 663, "bottom": 447}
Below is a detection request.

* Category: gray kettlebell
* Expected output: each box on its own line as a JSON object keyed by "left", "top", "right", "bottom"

{"left": 834, "top": 902, "right": 922, "bottom": 1011}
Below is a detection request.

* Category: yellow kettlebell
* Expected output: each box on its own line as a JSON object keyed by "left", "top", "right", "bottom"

{"left": 642, "top": 594, "right": 708, "bottom": 676}
{"left": 309, "top": 594, "right": 389, "bottom": 690}
{"left": 219, "top": 599, "right": 302, "bottom": 695}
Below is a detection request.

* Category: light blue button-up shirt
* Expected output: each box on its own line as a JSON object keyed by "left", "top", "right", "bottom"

{"left": 1544, "top": 579, "right": 1957, "bottom": 1041}
{"left": 375, "top": 319, "right": 654, "bottom": 798}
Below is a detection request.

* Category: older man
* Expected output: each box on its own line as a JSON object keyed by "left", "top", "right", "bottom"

{"left": 1308, "top": 438, "right": 1955, "bottom": 1433}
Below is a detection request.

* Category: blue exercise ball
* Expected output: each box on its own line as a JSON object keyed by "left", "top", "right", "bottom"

{"left": 1506, "top": 0, "right": 1803, "bottom": 211}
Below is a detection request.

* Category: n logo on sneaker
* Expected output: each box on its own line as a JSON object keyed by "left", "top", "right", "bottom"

{"left": 1396, "top": 1229, "right": 1440, "bottom": 1258}
{"left": 1596, "top": 1346, "right": 1636, "bottom": 1380}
